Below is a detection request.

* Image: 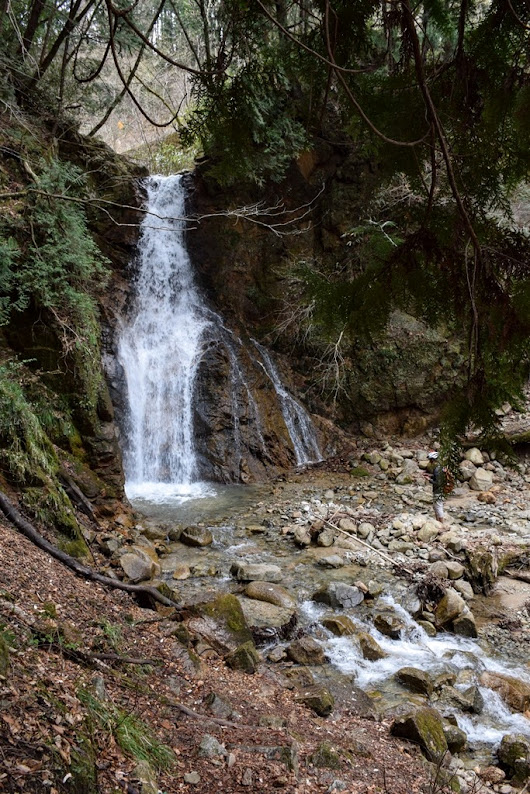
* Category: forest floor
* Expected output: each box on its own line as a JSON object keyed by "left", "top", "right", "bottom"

{"left": 0, "top": 512, "right": 437, "bottom": 794}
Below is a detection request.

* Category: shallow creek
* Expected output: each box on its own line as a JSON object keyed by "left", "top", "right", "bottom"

{"left": 131, "top": 482, "right": 530, "bottom": 769}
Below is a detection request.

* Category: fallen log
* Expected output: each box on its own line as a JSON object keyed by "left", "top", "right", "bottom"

{"left": 0, "top": 491, "right": 178, "bottom": 609}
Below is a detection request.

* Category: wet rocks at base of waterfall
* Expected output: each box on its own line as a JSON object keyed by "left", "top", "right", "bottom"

{"left": 479, "top": 672, "right": 530, "bottom": 714}
{"left": 312, "top": 582, "right": 364, "bottom": 609}
{"left": 390, "top": 706, "right": 448, "bottom": 763}
{"left": 231, "top": 562, "right": 283, "bottom": 583}
{"left": 286, "top": 636, "right": 326, "bottom": 666}
{"left": 497, "top": 734, "right": 530, "bottom": 785}
{"left": 180, "top": 525, "right": 214, "bottom": 547}
{"left": 244, "top": 581, "right": 296, "bottom": 609}
{"left": 395, "top": 667, "right": 434, "bottom": 697}
{"left": 119, "top": 545, "right": 161, "bottom": 582}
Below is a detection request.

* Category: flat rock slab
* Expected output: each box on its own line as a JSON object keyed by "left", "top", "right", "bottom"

{"left": 244, "top": 581, "right": 296, "bottom": 609}
{"left": 231, "top": 562, "right": 283, "bottom": 583}
{"left": 237, "top": 596, "right": 296, "bottom": 630}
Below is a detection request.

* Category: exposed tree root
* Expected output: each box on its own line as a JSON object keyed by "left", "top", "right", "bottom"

{"left": 0, "top": 491, "right": 178, "bottom": 609}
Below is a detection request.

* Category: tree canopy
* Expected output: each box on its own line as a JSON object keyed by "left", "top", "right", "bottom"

{"left": 2, "top": 0, "right": 530, "bottom": 445}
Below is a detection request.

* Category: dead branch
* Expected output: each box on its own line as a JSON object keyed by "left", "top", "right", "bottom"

{"left": 504, "top": 568, "right": 530, "bottom": 585}
{"left": 0, "top": 490, "right": 178, "bottom": 609}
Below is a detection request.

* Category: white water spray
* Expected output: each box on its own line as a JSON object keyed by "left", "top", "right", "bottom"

{"left": 117, "top": 175, "right": 212, "bottom": 502}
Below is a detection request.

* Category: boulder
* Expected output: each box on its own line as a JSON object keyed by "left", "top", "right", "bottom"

{"left": 357, "top": 632, "right": 388, "bottom": 661}
{"left": 131, "top": 761, "right": 159, "bottom": 794}
{"left": 430, "top": 561, "right": 449, "bottom": 578}
{"left": 434, "top": 590, "right": 466, "bottom": 628}
{"left": 465, "top": 447, "right": 484, "bottom": 465}
{"left": 230, "top": 562, "right": 283, "bottom": 583}
{"left": 244, "top": 581, "right": 296, "bottom": 609}
{"left": 188, "top": 594, "right": 253, "bottom": 655}
{"left": 480, "top": 672, "right": 530, "bottom": 713}
{"left": 390, "top": 707, "right": 448, "bottom": 763}
{"left": 180, "top": 525, "right": 213, "bottom": 547}
{"left": 286, "top": 636, "right": 325, "bottom": 665}
{"left": 312, "top": 582, "right": 364, "bottom": 609}
{"left": 436, "top": 684, "right": 483, "bottom": 714}
{"left": 469, "top": 467, "right": 493, "bottom": 491}
{"left": 322, "top": 616, "right": 357, "bottom": 637}
{"left": 452, "top": 611, "right": 478, "bottom": 638}
{"left": 417, "top": 523, "right": 441, "bottom": 543}
{"left": 318, "top": 554, "right": 345, "bottom": 568}
{"left": 198, "top": 734, "right": 227, "bottom": 758}
{"left": 497, "top": 734, "right": 530, "bottom": 784}
{"left": 119, "top": 547, "right": 159, "bottom": 582}
{"left": 443, "top": 724, "right": 467, "bottom": 753}
{"left": 237, "top": 597, "right": 296, "bottom": 632}
{"left": 294, "top": 685, "right": 334, "bottom": 717}
{"left": 225, "top": 641, "right": 260, "bottom": 673}
{"left": 373, "top": 612, "right": 405, "bottom": 639}
{"left": 459, "top": 460, "right": 477, "bottom": 481}
{"left": 395, "top": 667, "right": 434, "bottom": 697}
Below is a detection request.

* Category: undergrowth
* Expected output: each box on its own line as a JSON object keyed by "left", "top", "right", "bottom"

{"left": 78, "top": 688, "right": 175, "bottom": 771}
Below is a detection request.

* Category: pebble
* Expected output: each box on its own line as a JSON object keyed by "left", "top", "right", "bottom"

{"left": 184, "top": 772, "right": 200, "bottom": 784}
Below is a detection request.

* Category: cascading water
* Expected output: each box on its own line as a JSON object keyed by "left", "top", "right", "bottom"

{"left": 252, "top": 339, "right": 322, "bottom": 465}
{"left": 117, "top": 174, "right": 212, "bottom": 502}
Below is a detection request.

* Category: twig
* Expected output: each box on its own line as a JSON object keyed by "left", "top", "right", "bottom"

{"left": 308, "top": 512, "right": 414, "bottom": 575}
{"left": 0, "top": 490, "right": 178, "bottom": 609}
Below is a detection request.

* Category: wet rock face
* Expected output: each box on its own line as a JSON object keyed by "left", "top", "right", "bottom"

{"left": 193, "top": 337, "right": 301, "bottom": 483}
{"left": 391, "top": 707, "right": 448, "bottom": 763}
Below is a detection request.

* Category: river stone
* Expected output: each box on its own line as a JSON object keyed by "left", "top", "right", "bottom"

{"left": 244, "top": 581, "right": 296, "bottom": 609}
{"left": 312, "top": 582, "right": 364, "bottom": 609}
{"left": 119, "top": 548, "right": 159, "bottom": 583}
{"left": 338, "top": 517, "right": 356, "bottom": 532}
{"left": 434, "top": 590, "right": 466, "bottom": 627}
{"left": 480, "top": 672, "right": 530, "bottom": 713}
{"left": 237, "top": 597, "right": 295, "bottom": 630}
{"left": 443, "top": 724, "right": 467, "bottom": 753}
{"left": 322, "top": 616, "right": 357, "bottom": 637}
{"left": 416, "top": 620, "right": 437, "bottom": 637}
{"left": 373, "top": 612, "right": 405, "bottom": 639}
{"left": 180, "top": 525, "right": 213, "bottom": 547}
{"left": 452, "top": 610, "right": 478, "bottom": 638}
{"left": 188, "top": 594, "right": 253, "bottom": 655}
{"left": 318, "top": 554, "right": 345, "bottom": 568}
{"left": 317, "top": 529, "right": 335, "bottom": 547}
{"left": 444, "top": 561, "right": 465, "bottom": 580}
{"left": 469, "top": 467, "right": 494, "bottom": 491}
{"left": 358, "top": 522, "right": 375, "bottom": 539}
{"left": 417, "top": 522, "right": 441, "bottom": 543}
{"left": 230, "top": 562, "right": 283, "bottom": 583}
{"left": 437, "top": 684, "right": 483, "bottom": 714}
{"left": 357, "top": 631, "right": 387, "bottom": 661}
{"left": 287, "top": 636, "right": 325, "bottom": 665}
{"left": 429, "top": 561, "right": 449, "bottom": 578}
{"left": 395, "top": 667, "right": 434, "bottom": 697}
{"left": 459, "top": 460, "right": 477, "bottom": 481}
{"left": 390, "top": 707, "right": 448, "bottom": 762}
{"left": 293, "top": 526, "right": 311, "bottom": 546}
{"left": 453, "top": 580, "right": 474, "bottom": 600}
{"left": 465, "top": 447, "right": 484, "bottom": 465}
{"left": 172, "top": 563, "right": 191, "bottom": 580}
{"left": 295, "top": 684, "right": 334, "bottom": 717}
{"left": 497, "top": 734, "right": 530, "bottom": 784}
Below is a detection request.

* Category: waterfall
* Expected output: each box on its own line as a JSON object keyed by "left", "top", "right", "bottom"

{"left": 252, "top": 340, "right": 322, "bottom": 465}
{"left": 117, "top": 174, "right": 211, "bottom": 501}
{"left": 117, "top": 174, "right": 323, "bottom": 499}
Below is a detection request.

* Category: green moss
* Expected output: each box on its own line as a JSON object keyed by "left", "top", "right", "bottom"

{"left": 70, "top": 733, "right": 98, "bottom": 794}
{"left": 199, "top": 594, "right": 252, "bottom": 641}
{"left": 225, "top": 641, "right": 260, "bottom": 673}
{"left": 0, "top": 633, "right": 9, "bottom": 678}
{"left": 308, "top": 742, "right": 342, "bottom": 769}
{"left": 350, "top": 466, "right": 370, "bottom": 477}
